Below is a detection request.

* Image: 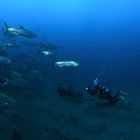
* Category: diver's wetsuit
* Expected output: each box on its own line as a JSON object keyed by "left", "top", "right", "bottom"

{"left": 86, "top": 85, "right": 121, "bottom": 104}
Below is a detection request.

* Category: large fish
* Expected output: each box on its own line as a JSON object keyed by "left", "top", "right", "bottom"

{"left": 55, "top": 61, "right": 79, "bottom": 67}
{"left": 3, "top": 22, "right": 37, "bottom": 38}
{"left": 39, "top": 42, "right": 59, "bottom": 50}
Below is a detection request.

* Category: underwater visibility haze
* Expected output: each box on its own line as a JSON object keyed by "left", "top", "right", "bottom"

{"left": 0, "top": 0, "right": 140, "bottom": 139}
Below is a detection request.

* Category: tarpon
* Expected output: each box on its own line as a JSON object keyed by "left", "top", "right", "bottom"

{"left": 55, "top": 61, "right": 79, "bottom": 67}
{"left": 3, "top": 22, "right": 37, "bottom": 38}
{"left": 40, "top": 42, "right": 59, "bottom": 50}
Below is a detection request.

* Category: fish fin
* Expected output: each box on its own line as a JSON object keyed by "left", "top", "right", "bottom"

{"left": 4, "top": 21, "right": 9, "bottom": 28}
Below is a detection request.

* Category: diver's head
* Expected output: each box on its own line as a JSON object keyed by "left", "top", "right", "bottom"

{"left": 93, "top": 78, "right": 98, "bottom": 86}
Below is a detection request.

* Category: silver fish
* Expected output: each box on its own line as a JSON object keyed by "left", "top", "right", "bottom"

{"left": 55, "top": 61, "right": 79, "bottom": 67}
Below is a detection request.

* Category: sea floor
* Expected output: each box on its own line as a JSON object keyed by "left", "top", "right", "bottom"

{"left": 0, "top": 83, "right": 140, "bottom": 140}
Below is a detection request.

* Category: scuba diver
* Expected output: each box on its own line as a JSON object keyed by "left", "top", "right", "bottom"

{"left": 86, "top": 78, "right": 128, "bottom": 104}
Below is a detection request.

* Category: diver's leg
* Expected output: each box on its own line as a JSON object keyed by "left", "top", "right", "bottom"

{"left": 113, "top": 91, "right": 121, "bottom": 98}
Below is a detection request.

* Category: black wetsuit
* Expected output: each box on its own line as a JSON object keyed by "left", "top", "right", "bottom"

{"left": 86, "top": 85, "right": 120, "bottom": 104}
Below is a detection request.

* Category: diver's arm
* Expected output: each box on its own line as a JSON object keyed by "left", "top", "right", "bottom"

{"left": 86, "top": 86, "right": 98, "bottom": 95}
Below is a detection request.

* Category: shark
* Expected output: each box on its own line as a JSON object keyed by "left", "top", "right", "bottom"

{"left": 3, "top": 22, "right": 37, "bottom": 38}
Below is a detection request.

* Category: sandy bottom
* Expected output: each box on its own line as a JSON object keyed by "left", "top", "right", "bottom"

{"left": 0, "top": 85, "right": 140, "bottom": 140}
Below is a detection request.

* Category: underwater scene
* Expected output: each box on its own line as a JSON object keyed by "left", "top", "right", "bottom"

{"left": 0, "top": 0, "right": 140, "bottom": 139}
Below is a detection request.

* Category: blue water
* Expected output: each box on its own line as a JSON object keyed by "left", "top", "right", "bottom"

{"left": 0, "top": 0, "right": 140, "bottom": 139}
